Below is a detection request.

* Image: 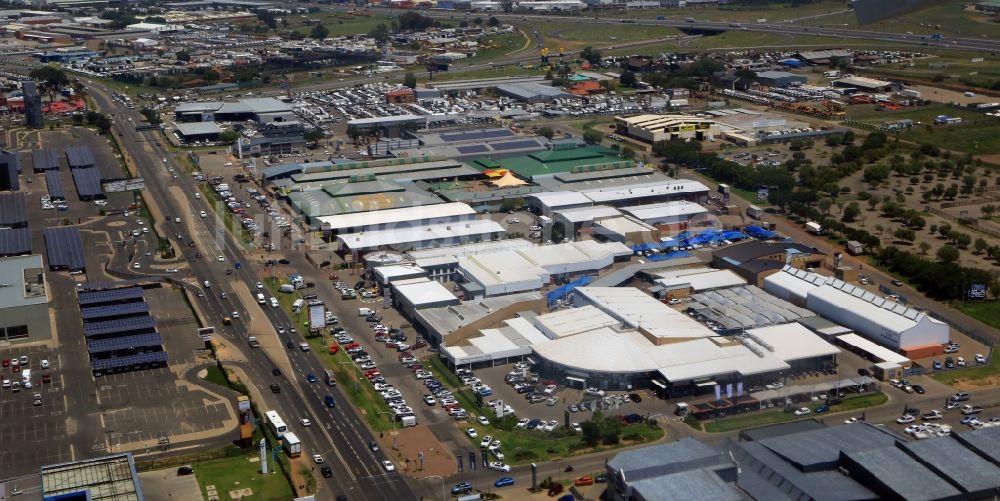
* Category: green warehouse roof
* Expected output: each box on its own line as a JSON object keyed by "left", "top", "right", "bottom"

{"left": 471, "top": 145, "right": 634, "bottom": 181}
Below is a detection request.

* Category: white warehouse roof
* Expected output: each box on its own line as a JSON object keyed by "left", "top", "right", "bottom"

{"left": 393, "top": 279, "right": 459, "bottom": 308}
{"left": 582, "top": 179, "right": 709, "bottom": 204}
{"left": 318, "top": 202, "right": 476, "bottom": 231}
{"left": 762, "top": 265, "right": 831, "bottom": 302}
{"left": 621, "top": 200, "right": 708, "bottom": 222}
{"left": 408, "top": 239, "right": 536, "bottom": 267}
{"left": 574, "top": 287, "right": 716, "bottom": 340}
{"left": 529, "top": 191, "right": 592, "bottom": 209}
{"left": 837, "top": 333, "right": 911, "bottom": 365}
{"left": 337, "top": 219, "right": 505, "bottom": 251}
{"left": 654, "top": 267, "right": 746, "bottom": 292}
{"left": 554, "top": 205, "right": 622, "bottom": 224}
{"left": 534, "top": 305, "right": 620, "bottom": 339}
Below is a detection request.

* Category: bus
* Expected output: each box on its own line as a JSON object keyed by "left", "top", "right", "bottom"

{"left": 265, "top": 410, "right": 287, "bottom": 439}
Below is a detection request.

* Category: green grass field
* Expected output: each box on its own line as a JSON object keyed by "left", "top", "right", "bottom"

{"left": 537, "top": 20, "right": 682, "bottom": 49}
{"left": 846, "top": 105, "right": 1000, "bottom": 154}
{"left": 589, "top": 0, "right": 850, "bottom": 22}
{"left": 194, "top": 454, "right": 294, "bottom": 501}
{"left": 866, "top": 51, "right": 1000, "bottom": 91}
{"left": 848, "top": 104, "right": 983, "bottom": 123}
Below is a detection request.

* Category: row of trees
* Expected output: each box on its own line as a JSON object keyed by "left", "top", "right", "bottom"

{"left": 877, "top": 246, "right": 997, "bottom": 299}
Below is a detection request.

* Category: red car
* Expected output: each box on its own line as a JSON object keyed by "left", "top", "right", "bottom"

{"left": 329, "top": 274, "right": 339, "bottom": 280}
{"left": 1, "top": 358, "right": 8, "bottom": 368}
{"left": 328, "top": 344, "right": 340, "bottom": 355}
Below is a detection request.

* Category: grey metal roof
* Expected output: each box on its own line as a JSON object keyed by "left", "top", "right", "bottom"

{"left": 0, "top": 228, "right": 31, "bottom": 256}
{"left": 689, "top": 285, "right": 815, "bottom": 330}
{"left": 901, "top": 436, "right": 1000, "bottom": 494}
{"left": 738, "top": 419, "right": 827, "bottom": 442}
{"left": 757, "top": 422, "right": 897, "bottom": 470}
{"left": 174, "top": 122, "right": 222, "bottom": 137}
{"left": 841, "top": 447, "right": 961, "bottom": 501}
{"left": 0, "top": 192, "right": 26, "bottom": 225}
{"left": 732, "top": 441, "right": 876, "bottom": 501}
{"left": 607, "top": 438, "right": 722, "bottom": 480}
{"left": 65, "top": 146, "right": 96, "bottom": 168}
{"left": 630, "top": 468, "right": 742, "bottom": 501}
{"left": 954, "top": 426, "right": 1000, "bottom": 466}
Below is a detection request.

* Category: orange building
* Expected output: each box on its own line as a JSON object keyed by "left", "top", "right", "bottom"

{"left": 569, "top": 80, "right": 606, "bottom": 96}
{"left": 385, "top": 88, "right": 416, "bottom": 104}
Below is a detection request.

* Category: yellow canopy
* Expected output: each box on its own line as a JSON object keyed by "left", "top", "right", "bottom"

{"left": 490, "top": 172, "right": 528, "bottom": 187}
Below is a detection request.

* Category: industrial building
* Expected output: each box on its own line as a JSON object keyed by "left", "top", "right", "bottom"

{"left": 494, "top": 82, "right": 575, "bottom": 103}
{"left": 614, "top": 114, "right": 720, "bottom": 143}
{"left": 173, "top": 122, "right": 223, "bottom": 143}
{"left": 607, "top": 422, "right": 1000, "bottom": 501}
{"left": 41, "top": 453, "right": 145, "bottom": 501}
{"left": 764, "top": 265, "right": 949, "bottom": 353}
{"left": 712, "top": 240, "right": 824, "bottom": 286}
{"left": 337, "top": 218, "right": 506, "bottom": 256}
{"left": 832, "top": 76, "right": 898, "bottom": 92}
{"left": 0, "top": 255, "right": 50, "bottom": 343}
{"left": 316, "top": 202, "right": 477, "bottom": 236}
{"left": 754, "top": 70, "right": 807, "bottom": 87}
{"left": 527, "top": 179, "right": 710, "bottom": 217}
{"left": 173, "top": 97, "right": 295, "bottom": 124}
{"left": 470, "top": 145, "right": 633, "bottom": 183}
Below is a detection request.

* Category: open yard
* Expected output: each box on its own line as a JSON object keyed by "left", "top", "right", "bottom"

{"left": 699, "top": 392, "right": 888, "bottom": 433}
{"left": 537, "top": 20, "right": 682, "bottom": 49}
{"left": 589, "top": 0, "right": 851, "bottom": 23}
{"left": 194, "top": 454, "right": 294, "bottom": 501}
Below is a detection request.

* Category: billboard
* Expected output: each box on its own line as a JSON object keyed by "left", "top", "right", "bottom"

{"left": 678, "top": 124, "right": 697, "bottom": 132}
{"left": 102, "top": 177, "right": 145, "bottom": 193}
{"left": 969, "top": 284, "right": 987, "bottom": 300}
{"left": 197, "top": 326, "right": 214, "bottom": 342}
{"left": 309, "top": 304, "right": 325, "bottom": 331}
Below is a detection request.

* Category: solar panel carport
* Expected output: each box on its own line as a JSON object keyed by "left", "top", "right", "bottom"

{"left": 0, "top": 192, "right": 27, "bottom": 227}
{"left": 72, "top": 168, "right": 103, "bottom": 199}
{"left": 65, "top": 145, "right": 96, "bottom": 168}
{"left": 45, "top": 170, "right": 65, "bottom": 202}
{"left": 32, "top": 148, "right": 60, "bottom": 172}
{"left": 78, "top": 286, "right": 144, "bottom": 306}
{"left": 87, "top": 333, "right": 164, "bottom": 354}
{"left": 83, "top": 316, "right": 157, "bottom": 337}
{"left": 0, "top": 228, "right": 31, "bottom": 256}
{"left": 80, "top": 302, "right": 149, "bottom": 320}
{"left": 90, "top": 350, "right": 167, "bottom": 372}
{"left": 43, "top": 227, "right": 86, "bottom": 271}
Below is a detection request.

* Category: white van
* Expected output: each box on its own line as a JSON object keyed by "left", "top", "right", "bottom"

{"left": 292, "top": 299, "right": 306, "bottom": 313}
{"left": 358, "top": 307, "right": 375, "bottom": 317}
{"left": 256, "top": 293, "right": 265, "bottom": 304}
{"left": 269, "top": 297, "right": 279, "bottom": 308}
{"left": 278, "top": 283, "right": 295, "bottom": 293}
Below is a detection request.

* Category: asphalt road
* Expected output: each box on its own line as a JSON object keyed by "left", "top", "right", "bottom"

{"left": 88, "top": 84, "right": 415, "bottom": 501}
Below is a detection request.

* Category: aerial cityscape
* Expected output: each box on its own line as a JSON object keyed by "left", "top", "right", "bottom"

{"left": 1, "top": 0, "right": 1000, "bottom": 499}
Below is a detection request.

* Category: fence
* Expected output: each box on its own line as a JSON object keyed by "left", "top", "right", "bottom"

{"left": 927, "top": 206, "right": 1000, "bottom": 239}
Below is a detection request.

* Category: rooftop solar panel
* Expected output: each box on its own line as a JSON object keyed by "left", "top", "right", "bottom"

{"left": 91, "top": 350, "right": 167, "bottom": 371}
{"left": 0, "top": 228, "right": 31, "bottom": 257}
{"left": 65, "top": 146, "right": 96, "bottom": 168}
{"left": 81, "top": 302, "right": 149, "bottom": 320}
{"left": 43, "top": 227, "right": 86, "bottom": 272}
{"left": 490, "top": 139, "right": 540, "bottom": 151}
{"left": 440, "top": 129, "right": 514, "bottom": 143}
{"left": 0, "top": 192, "right": 27, "bottom": 226}
{"left": 88, "top": 333, "right": 163, "bottom": 354}
{"left": 45, "top": 170, "right": 65, "bottom": 201}
{"left": 32, "top": 148, "right": 60, "bottom": 172}
{"left": 455, "top": 144, "right": 489, "bottom": 154}
{"left": 72, "top": 167, "right": 103, "bottom": 198}
{"left": 83, "top": 315, "right": 157, "bottom": 337}
{"left": 78, "top": 286, "right": 144, "bottom": 306}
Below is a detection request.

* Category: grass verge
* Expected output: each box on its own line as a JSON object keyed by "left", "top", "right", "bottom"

{"left": 421, "top": 355, "right": 663, "bottom": 464}
{"left": 703, "top": 392, "right": 887, "bottom": 433}
{"left": 193, "top": 452, "right": 295, "bottom": 501}
{"left": 199, "top": 182, "right": 254, "bottom": 245}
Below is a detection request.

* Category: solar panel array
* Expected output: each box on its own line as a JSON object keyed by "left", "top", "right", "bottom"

{"left": 80, "top": 301, "right": 149, "bottom": 320}
{"left": 32, "top": 148, "right": 60, "bottom": 172}
{"left": 45, "top": 170, "right": 65, "bottom": 201}
{"left": 455, "top": 144, "right": 489, "bottom": 154}
{"left": 440, "top": 129, "right": 514, "bottom": 143}
{"left": 72, "top": 168, "right": 103, "bottom": 198}
{"left": 65, "top": 146, "right": 96, "bottom": 168}
{"left": 490, "top": 139, "right": 540, "bottom": 151}
{"left": 0, "top": 228, "right": 31, "bottom": 257}
{"left": 87, "top": 333, "right": 164, "bottom": 354}
{"left": 0, "top": 192, "right": 27, "bottom": 226}
{"left": 90, "top": 351, "right": 167, "bottom": 371}
{"left": 83, "top": 315, "right": 157, "bottom": 337}
{"left": 78, "top": 286, "right": 144, "bottom": 306}
{"left": 44, "top": 227, "right": 86, "bottom": 271}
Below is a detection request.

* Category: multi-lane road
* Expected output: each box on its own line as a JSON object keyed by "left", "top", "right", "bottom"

{"left": 88, "top": 83, "right": 416, "bottom": 501}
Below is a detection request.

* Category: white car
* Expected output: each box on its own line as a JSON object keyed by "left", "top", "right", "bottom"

{"left": 844, "top": 417, "right": 859, "bottom": 424}
{"left": 199, "top": 211, "right": 207, "bottom": 218}
{"left": 571, "top": 422, "right": 582, "bottom": 433}
{"left": 585, "top": 387, "right": 605, "bottom": 397}
{"left": 477, "top": 415, "right": 490, "bottom": 426}
{"left": 466, "top": 428, "right": 478, "bottom": 438}
{"left": 543, "top": 385, "right": 557, "bottom": 395}
{"left": 165, "top": 268, "right": 179, "bottom": 273}
{"left": 480, "top": 435, "right": 492, "bottom": 448}
{"left": 132, "top": 262, "right": 140, "bottom": 269}
{"left": 382, "top": 460, "right": 395, "bottom": 472}
{"left": 300, "top": 418, "right": 312, "bottom": 427}
{"left": 256, "top": 282, "right": 264, "bottom": 289}
{"left": 489, "top": 462, "right": 511, "bottom": 472}
{"left": 529, "top": 225, "right": 542, "bottom": 231}
{"left": 516, "top": 418, "right": 529, "bottom": 428}
{"left": 489, "top": 440, "right": 501, "bottom": 450}
{"left": 41, "top": 359, "right": 49, "bottom": 369}
{"left": 793, "top": 407, "right": 811, "bottom": 416}
{"left": 976, "top": 353, "right": 987, "bottom": 364}
{"left": 217, "top": 255, "right": 225, "bottom": 262}
{"left": 312, "top": 454, "right": 324, "bottom": 464}
{"left": 897, "top": 414, "right": 915, "bottom": 424}
{"left": 544, "top": 420, "right": 558, "bottom": 432}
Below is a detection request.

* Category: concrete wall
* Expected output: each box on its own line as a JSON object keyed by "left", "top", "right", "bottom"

{"left": 0, "top": 302, "right": 51, "bottom": 343}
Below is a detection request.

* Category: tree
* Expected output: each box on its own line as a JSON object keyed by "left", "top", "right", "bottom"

{"left": 937, "top": 245, "right": 960, "bottom": 264}
{"left": 580, "top": 420, "right": 601, "bottom": 446}
{"left": 500, "top": 0, "right": 514, "bottom": 12}
{"left": 582, "top": 130, "right": 603, "bottom": 145}
{"left": 473, "top": 17, "right": 483, "bottom": 25}
{"left": 919, "top": 241, "right": 931, "bottom": 255}
{"left": 303, "top": 128, "right": 324, "bottom": 142}
{"left": 818, "top": 198, "right": 833, "bottom": 215}
{"left": 894, "top": 228, "right": 914, "bottom": 244}
{"left": 975, "top": 238, "right": 989, "bottom": 255}
{"left": 620, "top": 146, "right": 636, "bottom": 161}
{"left": 842, "top": 130, "right": 856, "bottom": 144}
{"left": 938, "top": 223, "right": 952, "bottom": 239}
{"left": 488, "top": 16, "right": 500, "bottom": 27}
{"left": 403, "top": 72, "right": 417, "bottom": 89}
{"left": 94, "top": 114, "right": 112, "bottom": 134}
{"left": 368, "top": 23, "right": 390, "bottom": 46}
{"left": 580, "top": 46, "right": 602, "bottom": 66}
{"left": 310, "top": 23, "right": 329, "bottom": 40}
{"left": 842, "top": 202, "right": 861, "bottom": 222}
{"left": 29, "top": 65, "right": 69, "bottom": 104}
{"left": 175, "top": 50, "right": 191, "bottom": 62}
{"left": 219, "top": 130, "right": 239, "bottom": 145}
{"left": 983, "top": 204, "right": 996, "bottom": 220}
{"left": 619, "top": 70, "right": 637, "bottom": 88}
{"left": 459, "top": 20, "right": 469, "bottom": 28}
{"left": 538, "top": 126, "right": 554, "bottom": 139}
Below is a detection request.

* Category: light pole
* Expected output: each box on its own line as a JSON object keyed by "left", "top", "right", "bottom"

{"left": 337, "top": 361, "right": 360, "bottom": 392}
{"left": 377, "top": 411, "right": 399, "bottom": 450}
{"left": 424, "top": 475, "right": 446, "bottom": 501}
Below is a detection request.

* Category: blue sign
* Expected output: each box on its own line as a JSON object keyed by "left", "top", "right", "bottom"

{"left": 969, "top": 284, "right": 987, "bottom": 299}
{"left": 757, "top": 188, "right": 769, "bottom": 201}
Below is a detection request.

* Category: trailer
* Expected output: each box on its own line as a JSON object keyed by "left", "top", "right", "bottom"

{"left": 309, "top": 304, "right": 325, "bottom": 332}
{"left": 282, "top": 432, "right": 302, "bottom": 457}
{"left": 746, "top": 205, "right": 764, "bottom": 220}
{"left": 806, "top": 221, "right": 823, "bottom": 235}
{"left": 899, "top": 89, "right": 921, "bottom": 99}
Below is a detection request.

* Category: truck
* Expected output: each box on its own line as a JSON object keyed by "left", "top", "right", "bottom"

{"left": 248, "top": 336, "right": 260, "bottom": 348}
{"left": 746, "top": 205, "right": 764, "bottom": 220}
{"left": 806, "top": 221, "right": 823, "bottom": 235}
{"left": 282, "top": 432, "right": 302, "bottom": 457}
{"left": 400, "top": 415, "right": 417, "bottom": 427}
{"left": 899, "top": 88, "right": 921, "bottom": 99}
{"left": 846, "top": 240, "right": 864, "bottom": 255}
{"left": 324, "top": 368, "right": 336, "bottom": 386}
{"left": 921, "top": 410, "right": 942, "bottom": 421}
{"left": 292, "top": 298, "right": 306, "bottom": 313}
{"left": 823, "top": 70, "right": 841, "bottom": 78}
{"left": 962, "top": 405, "right": 984, "bottom": 415}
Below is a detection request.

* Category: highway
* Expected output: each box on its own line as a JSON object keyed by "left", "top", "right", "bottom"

{"left": 88, "top": 83, "right": 416, "bottom": 501}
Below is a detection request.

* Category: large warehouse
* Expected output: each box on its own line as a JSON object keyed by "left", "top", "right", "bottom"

{"left": 336, "top": 219, "right": 506, "bottom": 255}
{"left": 764, "top": 266, "right": 949, "bottom": 353}
{"left": 316, "top": 202, "right": 477, "bottom": 236}
{"left": 0, "top": 255, "right": 51, "bottom": 343}
{"left": 614, "top": 114, "right": 720, "bottom": 143}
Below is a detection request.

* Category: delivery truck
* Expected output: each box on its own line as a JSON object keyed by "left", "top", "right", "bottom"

{"left": 806, "top": 221, "right": 823, "bottom": 235}
{"left": 746, "top": 205, "right": 764, "bottom": 220}
{"left": 282, "top": 432, "right": 302, "bottom": 457}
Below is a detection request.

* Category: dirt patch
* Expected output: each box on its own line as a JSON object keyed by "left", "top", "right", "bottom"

{"left": 953, "top": 375, "right": 1000, "bottom": 391}
{"left": 379, "top": 425, "right": 456, "bottom": 479}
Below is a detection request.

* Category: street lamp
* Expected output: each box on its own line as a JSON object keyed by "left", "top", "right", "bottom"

{"left": 337, "top": 361, "right": 360, "bottom": 392}
{"left": 424, "top": 475, "right": 446, "bottom": 501}
{"left": 377, "top": 411, "right": 399, "bottom": 450}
